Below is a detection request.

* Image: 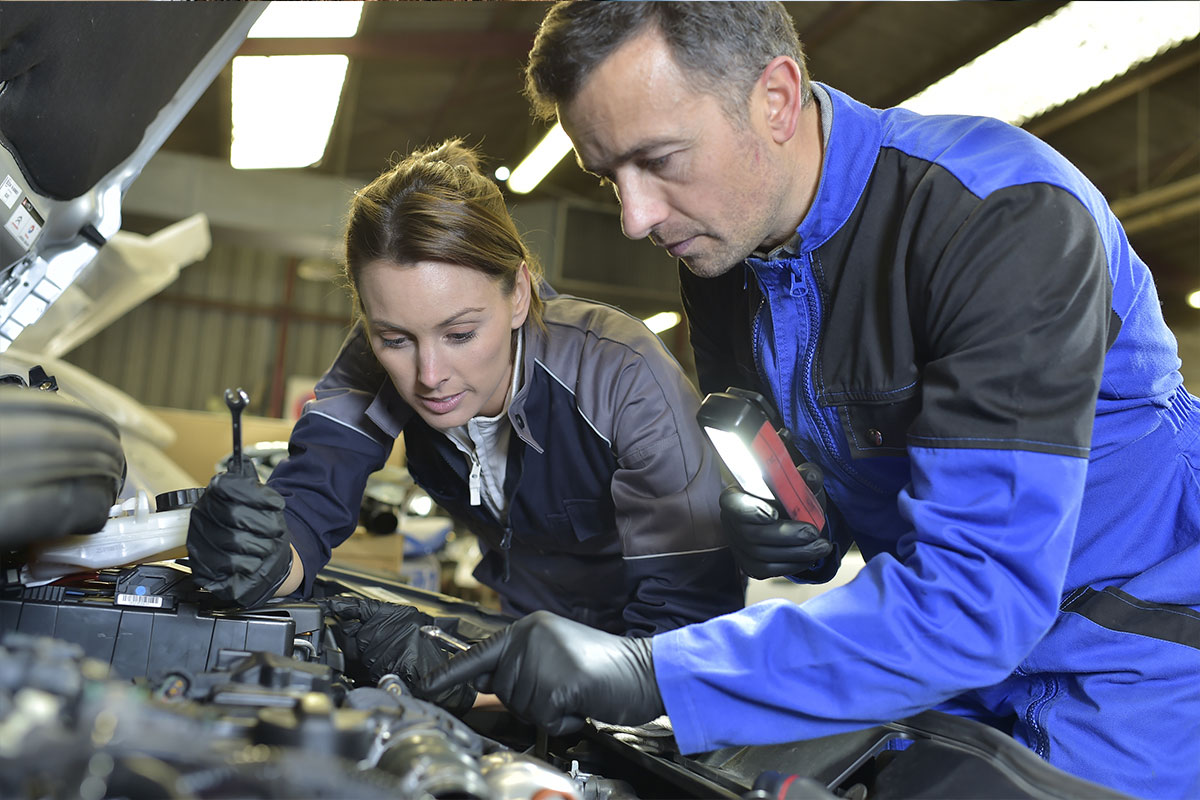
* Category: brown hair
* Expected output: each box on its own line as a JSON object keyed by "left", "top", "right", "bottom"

{"left": 525, "top": 1, "right": 811, "bottom": 126}
{"left": 343, "top": 138, "right": 544, "bottom": 325}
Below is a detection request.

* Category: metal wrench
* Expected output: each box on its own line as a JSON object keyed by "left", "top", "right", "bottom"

{"left": 420, "top": 625, "right": 471, "bottom": 654}
{"left": 224, "top": 387, "right": 250, "bottom": 475}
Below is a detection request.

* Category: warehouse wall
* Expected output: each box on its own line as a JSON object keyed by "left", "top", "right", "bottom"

{"left": 65, "top": 241, "right": 354, "bottom": 418}
{"left": 63, "top": 203, "right": 1198, "bottom": 421}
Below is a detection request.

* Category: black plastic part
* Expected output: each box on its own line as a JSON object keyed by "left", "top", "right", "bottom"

{"left": 0, "top": 594, "right": 296, "bottom": 680}
{"left": 112, "top": 563, "right": 200, "bottom": 610}
{"left": 253, "top": 702, "right": 375, "bottom": 761}
{"left": 684, "top": 710, "right": 1133, "bottom": 800}
{"left": 360, "top": 495, "right": 399, "bottom": 535}
{"left": 155, "top": 487, "right": 205, "bottom": 512}
{"left": 753, "top": 771, "right": 842, "bottom": 800}
{"left": 0, "top": 387, "right": 125, "bottom": 547}
{"left": 0, "top": 2, "right": 249, "bottom": 200}
{"left": 26, "top": 365, "right": 57, "bottom": 392}
{"left": 78, "top": 223, "right": 106, "bottom": 249}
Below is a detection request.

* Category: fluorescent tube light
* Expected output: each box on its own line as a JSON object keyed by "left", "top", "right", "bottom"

{"left": 643, "top": 311, "right": 682, "bottom": 334}
{"left": 900, "top": 1, "right": 1200, "bottom": 125}
{"left": 231, "top": 55, "right": 350, "bottom": 170}
{"left": 507, "top": 124, "right": 574, "bottom": 194}
{"left": 248, "top": 1, "right": 364, "bottom": 38}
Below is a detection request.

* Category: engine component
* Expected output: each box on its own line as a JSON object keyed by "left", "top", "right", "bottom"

{"left": 0, "top": 384, "right": 125, "bottom": 547}
{"left": 26, "top": 488, "right": 192, "bottom": 582}
{"left": 0, "top": 563, "right": 331, "bottom": 680}
{"left": 0, "top": 630, "right": 590, "bottom": 800}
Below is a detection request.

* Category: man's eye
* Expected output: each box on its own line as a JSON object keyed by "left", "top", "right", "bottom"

{"left": 644, "top": 154, "right": 671, "bottom": 172}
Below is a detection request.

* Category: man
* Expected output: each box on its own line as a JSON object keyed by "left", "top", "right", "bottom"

{"left": 423, "top": 4, "right": 1200, "bottom": 797}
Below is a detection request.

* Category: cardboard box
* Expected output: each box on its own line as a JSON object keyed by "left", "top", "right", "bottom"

{"left": 329, "top": 526, "right": 406, "bottom": 577}
{"left": 149, "top": 405, "right": 405, "bottom": 485}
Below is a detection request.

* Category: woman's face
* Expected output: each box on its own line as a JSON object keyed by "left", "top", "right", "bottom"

{"left": 358, "top": 259, "right": 530, "bottom": 430}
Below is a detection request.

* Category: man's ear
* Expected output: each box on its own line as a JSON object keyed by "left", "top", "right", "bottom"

{"left": 761, "top": 56, "right": 803, "bottom": 144}
{"left": 511, "top": 262, "right": 532, "bottom": 329}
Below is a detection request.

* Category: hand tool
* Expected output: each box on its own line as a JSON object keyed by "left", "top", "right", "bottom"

{"left": 419, "top": 624, "right": 471, "bottom": 654}
{"left": 224, "top": 387, "right": 250, "bottom": 476}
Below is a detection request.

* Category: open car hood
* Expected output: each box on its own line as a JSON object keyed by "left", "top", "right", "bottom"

{"left": 0, "top": 2, "right": 263, "bottom": 353}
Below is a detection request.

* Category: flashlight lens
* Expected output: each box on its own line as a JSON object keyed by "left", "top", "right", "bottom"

{"left": 704, "top": 427, "right": 774, "bottom": 501}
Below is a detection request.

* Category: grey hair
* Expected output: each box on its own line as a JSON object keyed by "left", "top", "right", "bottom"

{"left": 525, "top": 1, "right": 812, "bottom": 125}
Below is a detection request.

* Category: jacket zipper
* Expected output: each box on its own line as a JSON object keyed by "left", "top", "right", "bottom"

{"left": 752, "top": 256, "right": 882, "bottom": 495}
{"left": 799, "top": 258, "right": 858, "bottom": 485}
{"left": 1015, "top": 666, "right": 1056, "bottom": 760}
{"left": 497, "top": 438, "right": 527, "bottom": 584}
{"left": 431, "top": 435, "right": 516, "bottom": 582}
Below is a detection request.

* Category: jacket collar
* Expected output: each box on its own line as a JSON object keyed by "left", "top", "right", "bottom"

{"left": 507, "top": 317, "right": 546, "bottom": 454}
{"left": 760, "top": 82, "right": 883, "bottom": 261}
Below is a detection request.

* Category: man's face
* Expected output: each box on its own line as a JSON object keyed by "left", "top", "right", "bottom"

{"left": 559, "top": 30, "right": 792, "bottom": 278}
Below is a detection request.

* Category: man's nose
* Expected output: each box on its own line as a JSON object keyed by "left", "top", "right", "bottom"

{"left": 617, "top": 176, "right": 668, "bottom": 241}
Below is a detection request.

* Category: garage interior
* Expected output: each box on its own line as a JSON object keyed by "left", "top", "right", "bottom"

{"left": 51, "top": 1, "right": 1200, "bottom": 424}
{"left": 0, "top": 3, "right": 1197, "bottom": 799}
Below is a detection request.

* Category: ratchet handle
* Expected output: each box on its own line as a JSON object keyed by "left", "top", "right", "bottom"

{"left": 224, "top": 387, "right": 250, "bottom": 475}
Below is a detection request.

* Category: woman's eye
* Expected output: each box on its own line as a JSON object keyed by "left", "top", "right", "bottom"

{"left": 380, "top": 336, "right": 409, "bottom": 349}
{"left": 448, "top": 331, "right": 477, "bottom": 344}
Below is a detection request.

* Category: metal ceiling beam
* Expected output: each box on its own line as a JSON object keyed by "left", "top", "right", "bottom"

{"left": 1025, "top": 38, "right": 1200, "bottom": 138}
{"left": 1110, "top": 173, "right": 1200, "bottom": 219}
{"left": 123, "top": 151, "right": 360, "bottom": 261}
{"left": 1121, "top": 194, "right": 1200, "bottom": 237}
{"left": 236, "top": 32, "right": 534, "bottom": 61}
{"left": 1109, "top": 173, "right": 1200, "bottom": 236}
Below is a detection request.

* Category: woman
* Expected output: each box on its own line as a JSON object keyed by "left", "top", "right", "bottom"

{"left": 186, "top": 139, "right": 743, "bottom": 642}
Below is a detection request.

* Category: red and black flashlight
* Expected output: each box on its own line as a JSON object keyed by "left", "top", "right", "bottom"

{"left": 696, "top": 388, "right": 825, "bottom": 530}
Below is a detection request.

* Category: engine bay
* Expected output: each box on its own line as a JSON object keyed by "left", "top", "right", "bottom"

{"left": 0, "top": 561, "right": 650, "bottom": 800}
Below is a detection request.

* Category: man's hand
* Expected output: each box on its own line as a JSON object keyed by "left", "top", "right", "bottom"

{"left": 320, "top": 595, "right": 476, "bottom": 716}
{"left": 719, "top": 463, "right": 833, "bottom": 580}
{"left": 419, "top": 611, "right": 664, "bottom": 736}
{"left": 186, "top": 458, "right": 293, "bottom": 608}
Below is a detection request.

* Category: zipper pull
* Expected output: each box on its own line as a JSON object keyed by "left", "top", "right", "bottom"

{"left": 468, "top": 459, "right": 481, "bottom": 506}
{"left": 500, "top": 528, "right": 513, "bottom": 582}
{"left": 789, "top": 270, "right": 804, "bottom": 297}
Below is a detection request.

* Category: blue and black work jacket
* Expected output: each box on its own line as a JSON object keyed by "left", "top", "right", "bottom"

{"left": 655, "top": 83, "right": 1200, "bottom": 763}
{"left": 267, "top": 293, "right": 743, "bottom": 635}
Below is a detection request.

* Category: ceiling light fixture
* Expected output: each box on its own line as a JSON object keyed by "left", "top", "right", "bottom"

{"left": 494, "top": 166, "right": 511, "bottom": 182}
{"left": 248, "top": 1, "right": 365, "bottom": 38}
{"left": 643, "top": 311, "right": 682, "bottom": 334}
{"left": 506, "top": 124, "right": 574, "bottom": 194}
{"left": 232, "top": 2, "right": 364, "bottom": 171}
{"left": 231, "top": 55, "right": 350, "bottom": 170}
{"left": 1187, "top": 290, "right": 1200, "bottom": 310}
{"left": 899, "top": 1, "right": 1200, "bottom": 125}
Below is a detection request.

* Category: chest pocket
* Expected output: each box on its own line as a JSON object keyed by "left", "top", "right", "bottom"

{"left": 836, "top": 386, "right": 922, "bottom": 459}
{"left": 543, "top": 498, "right": 616, "bottom": 554}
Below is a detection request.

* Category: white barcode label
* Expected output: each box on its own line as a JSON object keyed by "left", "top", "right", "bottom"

{"left": 116, "top": 593, "right": 164, "bottom": 608}
{"left": 0, "top": 176, "right": 19, "bottom": 209}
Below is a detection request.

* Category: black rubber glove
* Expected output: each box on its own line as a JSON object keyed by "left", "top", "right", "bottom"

{"left": 320, "top": 595, "right": 476, "bottom": 716}
{"left": 719, "top": 462, "right": 833, "bottom": 580}
{"left": 186, "top": 456, "right": 293, "bottom": 609}
{"left": 419, "top": 610, "right": 665, "bottom": 736}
